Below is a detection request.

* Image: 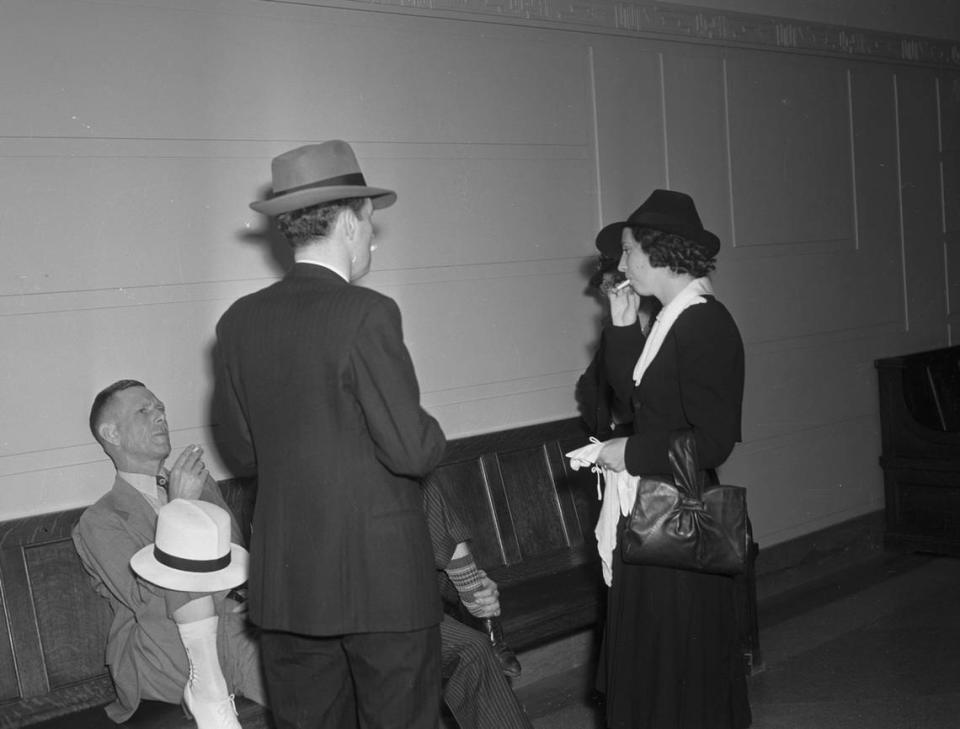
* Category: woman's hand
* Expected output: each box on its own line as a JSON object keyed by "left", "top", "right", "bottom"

{"left": 607, "top": 284, "right": 640, "bottom": 327}
{"left": 597, "top": 437, "right": 628, "bottom": 472}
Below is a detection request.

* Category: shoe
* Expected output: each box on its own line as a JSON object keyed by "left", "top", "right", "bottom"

{"left": 183, "top": 681, "right": 242, "bottom": 729}
{"left": 481, "top": 617, "right": 522, "bottom": 679}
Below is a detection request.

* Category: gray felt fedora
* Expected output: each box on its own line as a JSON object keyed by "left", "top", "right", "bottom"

{"left": 250, "top": 140, "right": 397, "bottom": 215}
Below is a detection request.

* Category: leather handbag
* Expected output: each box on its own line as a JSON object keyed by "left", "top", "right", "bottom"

{"left": 620, "top": 429, "right": 749, "bottom": 576}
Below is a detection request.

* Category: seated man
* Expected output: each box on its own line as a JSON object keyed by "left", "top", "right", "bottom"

{"left": 76, "top": 379, "right": 527, "bottom": 729}
{"left": 422, "top": 475, "right": 533, "bottom": 729}
{"left": 73, "top": 380, "right": 265, "bottom": 729}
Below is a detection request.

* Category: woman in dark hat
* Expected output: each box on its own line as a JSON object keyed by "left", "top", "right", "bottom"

{"left": 595, "top": 190, "right": 751, "bottom": 729}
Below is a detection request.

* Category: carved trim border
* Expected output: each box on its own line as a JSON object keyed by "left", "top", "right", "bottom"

{"left": 266, "top": 0, "right": 960, "bottom": 69}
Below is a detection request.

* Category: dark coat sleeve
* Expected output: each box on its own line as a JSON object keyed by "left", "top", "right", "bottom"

{"left": 212, "top": 339, "right": 257, "bottom": 476}
{"left": 577, "top": 326, "right": 639, "bottom": 438}
{"left": 670, "top": 303, "right": 744, "bottom": 469}
{"left": 602, "top": 320, "right": 647, "bottom": 409}
{"left": 350, "top": 297, "right": 447, "bottom": 478}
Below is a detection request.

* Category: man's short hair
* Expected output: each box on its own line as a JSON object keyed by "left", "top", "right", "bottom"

{"left": 89, "top": 379, "right": 145, "bottom": 445}
{"left": 274, "top": 197, "right": 366, "bottom": 248}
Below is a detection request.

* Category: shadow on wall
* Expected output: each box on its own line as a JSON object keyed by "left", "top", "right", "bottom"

{"left": 580, "top": 254, "right": 608, "bottom": 357}
{"left": 203, "top": 187, "right": 294, "bottom": 476}
{"left": 240, "top": 183, "right": 294, "bottom": 277}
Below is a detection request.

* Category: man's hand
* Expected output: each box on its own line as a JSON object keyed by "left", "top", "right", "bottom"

{"left": 166, "top": 444, "right": 208, "bottom": 500}
{"left": 464, "top": 570, "right": 501, "bottom": 618}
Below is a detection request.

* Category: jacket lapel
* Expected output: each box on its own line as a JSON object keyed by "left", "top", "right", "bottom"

{"left": 108, "top": 476, "right": 159, "bottom": 545}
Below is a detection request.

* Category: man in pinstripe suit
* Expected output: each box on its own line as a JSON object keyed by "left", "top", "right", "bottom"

{"left": 217, "top": 141, "right": 446, "bottom": 729}
{"left": 422, "top": 477, "right": 534, "bottom": 729}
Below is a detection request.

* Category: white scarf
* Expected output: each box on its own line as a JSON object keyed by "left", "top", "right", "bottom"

{"left": 566, "top": 277, "right": 716, "bottom": 586}
{"left": 632, "top": 277, "right": 714, "bottom": 385}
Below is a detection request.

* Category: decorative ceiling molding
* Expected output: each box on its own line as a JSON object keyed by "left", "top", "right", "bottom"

{"left": 266, "top": 0, "right": 960, "bottom": 69}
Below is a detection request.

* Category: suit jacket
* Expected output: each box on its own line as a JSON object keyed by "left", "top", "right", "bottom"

{"left": 72, "top": 476, "right": 242, "bottom": 722}
{"left": 604, "top": 297, "right": 745, "bottom": 476}
{"left": 215, "top": 262, "right": 446, "bottom": 636}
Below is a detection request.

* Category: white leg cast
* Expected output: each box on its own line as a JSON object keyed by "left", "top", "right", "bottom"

{"left": 177, "top": 615, "right": 242, "bottom": 729}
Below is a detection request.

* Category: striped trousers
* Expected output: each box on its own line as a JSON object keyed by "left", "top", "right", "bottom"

{"left": 441, "top": 615, "right": 533, "bottom": 729}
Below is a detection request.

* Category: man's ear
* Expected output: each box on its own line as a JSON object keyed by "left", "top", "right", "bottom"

{"left": 98, "top": 422, "right": 120, "bottom": 446}
{"left": 338, "top": 206, "right": 359, "bottom": 241}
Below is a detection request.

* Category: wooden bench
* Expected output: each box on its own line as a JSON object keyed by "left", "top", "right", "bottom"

{"left": 0, "top": 417, "right": 605, "bottom": 728}
{"left": 876, "top": 345, "right": 960, "bottom": 556}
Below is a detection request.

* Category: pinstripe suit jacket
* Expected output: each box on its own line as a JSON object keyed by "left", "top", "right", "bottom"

{"left": 215, "top": 262, "right": 446, "bottom": 636}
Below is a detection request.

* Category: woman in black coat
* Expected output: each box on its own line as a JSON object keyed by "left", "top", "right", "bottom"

{"left": 596, "top": 190, "right": 751, "bottom": 729}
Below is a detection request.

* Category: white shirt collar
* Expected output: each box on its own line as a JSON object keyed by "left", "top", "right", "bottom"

{"left": 118, "top": 470, "right": 166, "bottom": 512}
{"left": 295, "top": 258, "right": 350, "bottom": 282}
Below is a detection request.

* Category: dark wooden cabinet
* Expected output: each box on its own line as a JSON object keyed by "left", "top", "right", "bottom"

{"left": 876, "top": 346, "right": 960, "bottom": 556}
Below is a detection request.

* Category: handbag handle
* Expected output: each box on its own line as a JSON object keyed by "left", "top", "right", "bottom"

{"left": 667, "top": 429, "right": 703, "bottom": 500}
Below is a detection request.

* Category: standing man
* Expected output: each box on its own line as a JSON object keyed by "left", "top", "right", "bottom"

{"left": 215, "top": 140, "right": 447, "bottom": 729}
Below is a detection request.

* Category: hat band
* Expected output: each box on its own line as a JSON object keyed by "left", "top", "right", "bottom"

{"left": 154, "top": 546, "right": 231, "bottom": 573}
{"left": 274, "top": 171, "right": 367, "bottom": 198}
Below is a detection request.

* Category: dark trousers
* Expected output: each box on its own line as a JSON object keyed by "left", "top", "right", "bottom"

{"left": 439, "top": 616, "right": 532, "bottom": 729}
{"left": 260, "top": 624, "right": 441, "bottom": 729}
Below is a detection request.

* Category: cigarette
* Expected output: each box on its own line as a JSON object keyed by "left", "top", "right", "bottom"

{"left": 613, "top": 280, "right": 631, "bottom": 292}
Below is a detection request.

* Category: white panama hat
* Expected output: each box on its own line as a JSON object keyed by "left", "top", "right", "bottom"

{"left": 130, "top": 499, "right": 248, "bottom": 592}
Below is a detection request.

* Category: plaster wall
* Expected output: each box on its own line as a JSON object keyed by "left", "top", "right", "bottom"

{"left": 1, "top": 0, "right": 958, "bottom": 549}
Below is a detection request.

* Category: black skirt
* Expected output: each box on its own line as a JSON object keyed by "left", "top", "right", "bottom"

{"left": 596, "top": 517, "right": 752, "bottom": 729}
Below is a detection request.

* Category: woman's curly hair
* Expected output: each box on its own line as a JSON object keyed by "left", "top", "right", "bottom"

{"left": 274, "top": 197, "right": 366, "bottom": 247}
{"left": 633, "top": 227, "right": 716, "bottom": 278}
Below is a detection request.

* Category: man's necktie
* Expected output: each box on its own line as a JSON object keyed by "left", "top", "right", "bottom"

{"left": 156, "top": 471, "right": 169, "bottom": 504}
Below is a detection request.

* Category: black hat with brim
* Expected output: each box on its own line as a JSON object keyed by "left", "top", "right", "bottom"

{"left": 599, "top": 189, "right": 720, "bottom": 257}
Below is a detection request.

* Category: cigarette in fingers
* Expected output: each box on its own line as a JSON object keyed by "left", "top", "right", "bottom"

{"left": 613, "top": 280, "right": 631, "bottom": 292}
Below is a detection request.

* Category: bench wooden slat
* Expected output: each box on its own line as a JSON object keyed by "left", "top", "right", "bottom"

{"left": 498, "top": 445, "right": 570, "bottom": 559}
{"left": 25, "top": 539, "right": 111, "bottom": 688}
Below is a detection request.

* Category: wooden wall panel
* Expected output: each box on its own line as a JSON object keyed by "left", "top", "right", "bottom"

{"left": 897, "top": 69, "right": 949, "bottom": 344}
{"left": 726, "top": 55, "right": 854, "bottom": 249}
{"left": 848, "top": 63, "right": 905, "bottom": 335}
{"left": 661, "top": 49, "right": 733, "bottom": 247}
{"left": 365, "top": 152, "right": 596, "bottom": 271}
{"left": 0, "top": 0, "right": 957, "bottom": 553}
{"left": 942, "top": 74, "right": 960, "bottom": 334}
{"left": 0, "top": 4, "right": 590, "bottom": 147}
{"left": 742, "top": 336, "right": 884, "bottom": 443}
{"left": 0, "top": 302, "right": 224, "bottom": 459}
{"left": 591, "top": 40, "right": 666, "bottom": 223}
{"left": 723, "top": 416, "right": 884, "bottom": 544}
{"left": 943, "top": 75, "right": 960, "bottom": 152}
